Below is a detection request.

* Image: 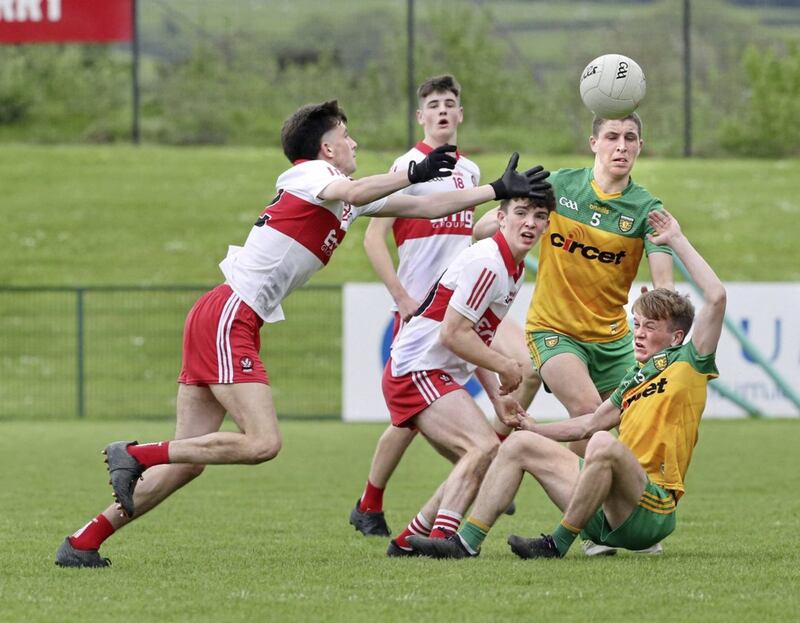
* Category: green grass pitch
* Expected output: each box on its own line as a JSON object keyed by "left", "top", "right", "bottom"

{"left": 2, "top": 418, "right": 798, "bottom": 622}
{"left": 1, "top": 145, "right": 798, "bottom": 620}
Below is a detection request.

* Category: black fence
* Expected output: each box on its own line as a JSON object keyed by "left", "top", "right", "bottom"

{"left": 0, "top": 285, "right": 342, "bottom": 420}
{"left": 2, "top": 0, "right": 799, "bottom": 156}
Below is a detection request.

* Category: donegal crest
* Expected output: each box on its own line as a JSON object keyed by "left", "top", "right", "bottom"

{"left": 544, "top": 336, "right": 560, "bottom": 349}
{"left": 618, "top": 215, "right": 634, "bottom": 233}
{"left": 653, "top": 353, "right": 668, "bottom": 371}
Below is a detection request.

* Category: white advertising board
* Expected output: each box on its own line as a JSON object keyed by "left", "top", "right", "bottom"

{"left": 343, "top": 282, "right": 800, "bottom": 421}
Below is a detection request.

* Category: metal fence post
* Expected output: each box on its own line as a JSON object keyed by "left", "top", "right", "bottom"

{"left": 683, "top": 0, "right": 692, "bottom": 157}
{"left": 76, "top": 287, "right": 85, "bottom": 418}
{"left": 131, "top": 0, "right": 140, "bottom": 145}
{"left": 406, "top": 0, "right": 415, "bottom": 149}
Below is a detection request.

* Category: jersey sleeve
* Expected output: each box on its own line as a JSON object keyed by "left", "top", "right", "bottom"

{"left": 683, "top": 340, "right": 720, "bottom": 378}
{"left": 447, "top": 257, "right": 505, "bottom": 323}
{"left": 643, "top": 199, "right": 674, "bottom": 256}
{"left": 277, "top": 160, "right": 348, "bottom": 204}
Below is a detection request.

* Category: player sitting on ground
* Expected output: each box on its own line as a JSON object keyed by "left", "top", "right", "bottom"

{"left": 408, "top": 208, "right": 725, "bottom": 559}
{"left": 55, "top": 100, "right": 551, "bottom": 568}
{"left": 350, "top": 74, "right": 539, "bottom": 537}
{"left": 382, "top": 190, "right": 555, "bottom": 557}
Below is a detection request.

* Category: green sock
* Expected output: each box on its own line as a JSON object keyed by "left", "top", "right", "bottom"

{"left": 458, "top": 517, "right": 490, "bottom": 554}
{"left": 552, "top": 522, "right": 580, "bottom": 556}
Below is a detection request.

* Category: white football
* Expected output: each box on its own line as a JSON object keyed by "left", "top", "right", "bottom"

{"left": 579, "top": 54, "right": 646, "bottom": 119}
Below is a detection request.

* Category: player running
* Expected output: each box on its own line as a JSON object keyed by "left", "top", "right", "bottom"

{"left": 55, "top": 100, "right": 551, "bottom": 568}
{"left": 382, "top": 192, "right": 555, "bottom": 557}
{"left": 350, "top": 75, "right": 539, "bottom": 538}
{"left": 408, "top": 208, "right": 725, "bottom": 559}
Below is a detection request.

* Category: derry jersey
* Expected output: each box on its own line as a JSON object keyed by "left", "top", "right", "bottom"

{"left": 526, "top": 168, "right": 672, "bottom": 342}
{"left": 610, "top": 341, "right": 719, "bottom": 499}
{"left": 219, "top": 159, "right": 387, "bottom": 323}
{"left": 390, "top": 231, "right": 524, "bottom": 385}
{"left": 389, "top": 141, "right": 480, "bottom": 310}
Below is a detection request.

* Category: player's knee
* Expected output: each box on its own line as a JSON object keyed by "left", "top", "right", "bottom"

{"left": 181, "top": 463, "right": 206, "bottom": 481}
{"left": 585, "top": 431, "right": 618, "bottom": 464}
{"left": 521, "top": 361, "right": 540, "bottom": 387}
{"left": 466, "top": 434, "right": 500, "bottom": 465}
{"left": 246, "top": 436, "right": 282, "bottom": 464}
{"left": 498, "top": 431, "right": 535, "bottom": 463}
{"left": 481, "top": 435, "right": 501, "bottom": 460}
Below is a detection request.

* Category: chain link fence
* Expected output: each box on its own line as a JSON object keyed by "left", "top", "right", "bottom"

{"left": 1, "top": 0, "right": 798, "bottom": 155}
{"left": 0, "top": 285, "right": 342, "bottom": 420}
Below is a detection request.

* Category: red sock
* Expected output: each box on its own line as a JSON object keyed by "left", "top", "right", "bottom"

{"left": 394, "top": 512, "right": 432, "bottom": 549}
{"left": 128, "top": 441, "right": 170, "bottom": 468}
{"left": 430, "top": 509, "right": 462, "bottom": 538}
{"left": 359, "top": 480, "right": 385, "bottom": 513}
{"left": 495, "top": 432, "right": 509, "bottom": 442}
{"left": 69, "top": 514, "right": 115, "bottom": 551}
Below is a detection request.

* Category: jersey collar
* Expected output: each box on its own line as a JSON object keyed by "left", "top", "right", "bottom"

{"left": 590, "top": 174, "right": 632, "bottom": 200}
{"left": 415, "top": 140, "right": 461, "bottom": 161}
{"left": 492, "top": 230, "right": 524, "bottom": 280}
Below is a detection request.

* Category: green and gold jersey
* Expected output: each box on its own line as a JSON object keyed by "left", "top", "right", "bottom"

{"left": 610, "top": 342, "right": 719, "bottom": 500}
{"left": 526, "top": 168, "right": 672, "bottom": 342}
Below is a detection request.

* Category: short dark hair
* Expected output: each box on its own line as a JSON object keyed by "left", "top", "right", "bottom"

{"left": 499, "top": 187, "right": 556, "bottom": 214}
{"left": 592, "top": 112, "right": 642, "bottom": 138}
{"left": 281, "top": 100, "right": 348, "bottom": 162}
{"left": 417, "top": 74, "right": 461, "bottom": 103}
{"left": 632, "top": 288, "right": 695, "bottom": 337}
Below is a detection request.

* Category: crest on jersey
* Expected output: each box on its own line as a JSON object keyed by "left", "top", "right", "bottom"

{"left": 544, "top": 336, "right": 559, "bottom": 349}
{"left": 653, "top": 353, "right": 668, "bottom": 371}
{"left": 439, "top": 373, "right": 453, "bottom": 384}
{"left": 240, "top": 357, "right": 253, "bottom": 372}
{"left": 618, "top": 215, "right": 634, "bottom": 232}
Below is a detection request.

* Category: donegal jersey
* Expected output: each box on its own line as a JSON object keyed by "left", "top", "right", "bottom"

{"left": 390, "top": 231, "right": 524, "bottom": 386}
{"left": 219, "top": 159, "right": 387, "bottom": 323}
{"left": 526, "top": 168, "right": 671, "bottom": 342}
{"left": 610, "top": 341, "right": 719, "bottom": 499}
{"left": 389, "top": 141, "right": 480, "bottom": 310}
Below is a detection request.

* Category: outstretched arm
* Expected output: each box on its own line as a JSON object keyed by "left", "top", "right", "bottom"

{"left": 378, "top": 154, "right": 550, "bottom": 219}
{"left": 647, "top": 209, "right": 726, "bottom": 356}
{"left": 319, "top": 145, "right": 457, "bottom": 206}
{"left": 517, "top": 399, "right": 621, "bottom": 441}
{"left": 363, "top": 217, "right": 419, "bottom": 321}
{"left": 648, "top": 251, "right": 675, "bottom": 290}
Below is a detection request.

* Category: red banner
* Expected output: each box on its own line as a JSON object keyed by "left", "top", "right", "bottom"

{"left": 0, "top": 0, "right": 132, "bottom": 44}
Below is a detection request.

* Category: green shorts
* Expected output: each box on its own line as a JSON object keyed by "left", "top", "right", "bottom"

{"left": 578, "top": 458, "right": 677, "bottom": 550}
{"left": 526, "top": 330, "right": 635, "bottom": 394}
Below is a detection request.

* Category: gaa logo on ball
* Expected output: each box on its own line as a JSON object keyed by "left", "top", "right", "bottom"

{"left": 579, "top": 54, "right": 646, "bottom": 119}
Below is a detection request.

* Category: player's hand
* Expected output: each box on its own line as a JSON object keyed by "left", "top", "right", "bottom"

{"left": 407, "top": 144, "right": 457, "bottom": 183}
{"left": 490, "top": 153, "right": 551, "bottom": 200}
{"left": 646, "top": 208, "right": 683, "bottom": 246}
{"left": 498, "top": 359, "right": 523, "bottom": 395}
{"left": 491, "top": 395, "right": 527, "bottom": 429}
{"left": 396, "top": 294, "right": 421, "bottom": 322}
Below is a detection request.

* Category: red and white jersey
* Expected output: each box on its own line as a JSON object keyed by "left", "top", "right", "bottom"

{"left": 219, "top": 159, "right": 387, "bottom": 322}
{"left": 389, "top": 141, "right": 480, "bottom": 310}
{"left": 390, "top": 230, "right": 525, "bottom": 385}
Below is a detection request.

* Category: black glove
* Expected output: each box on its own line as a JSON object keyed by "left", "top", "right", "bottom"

{"left": 407, "top": 144, "right": 457, "bottom": 183}
{"left": 489, "top": 152, "right": 551, "bottom": 200}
